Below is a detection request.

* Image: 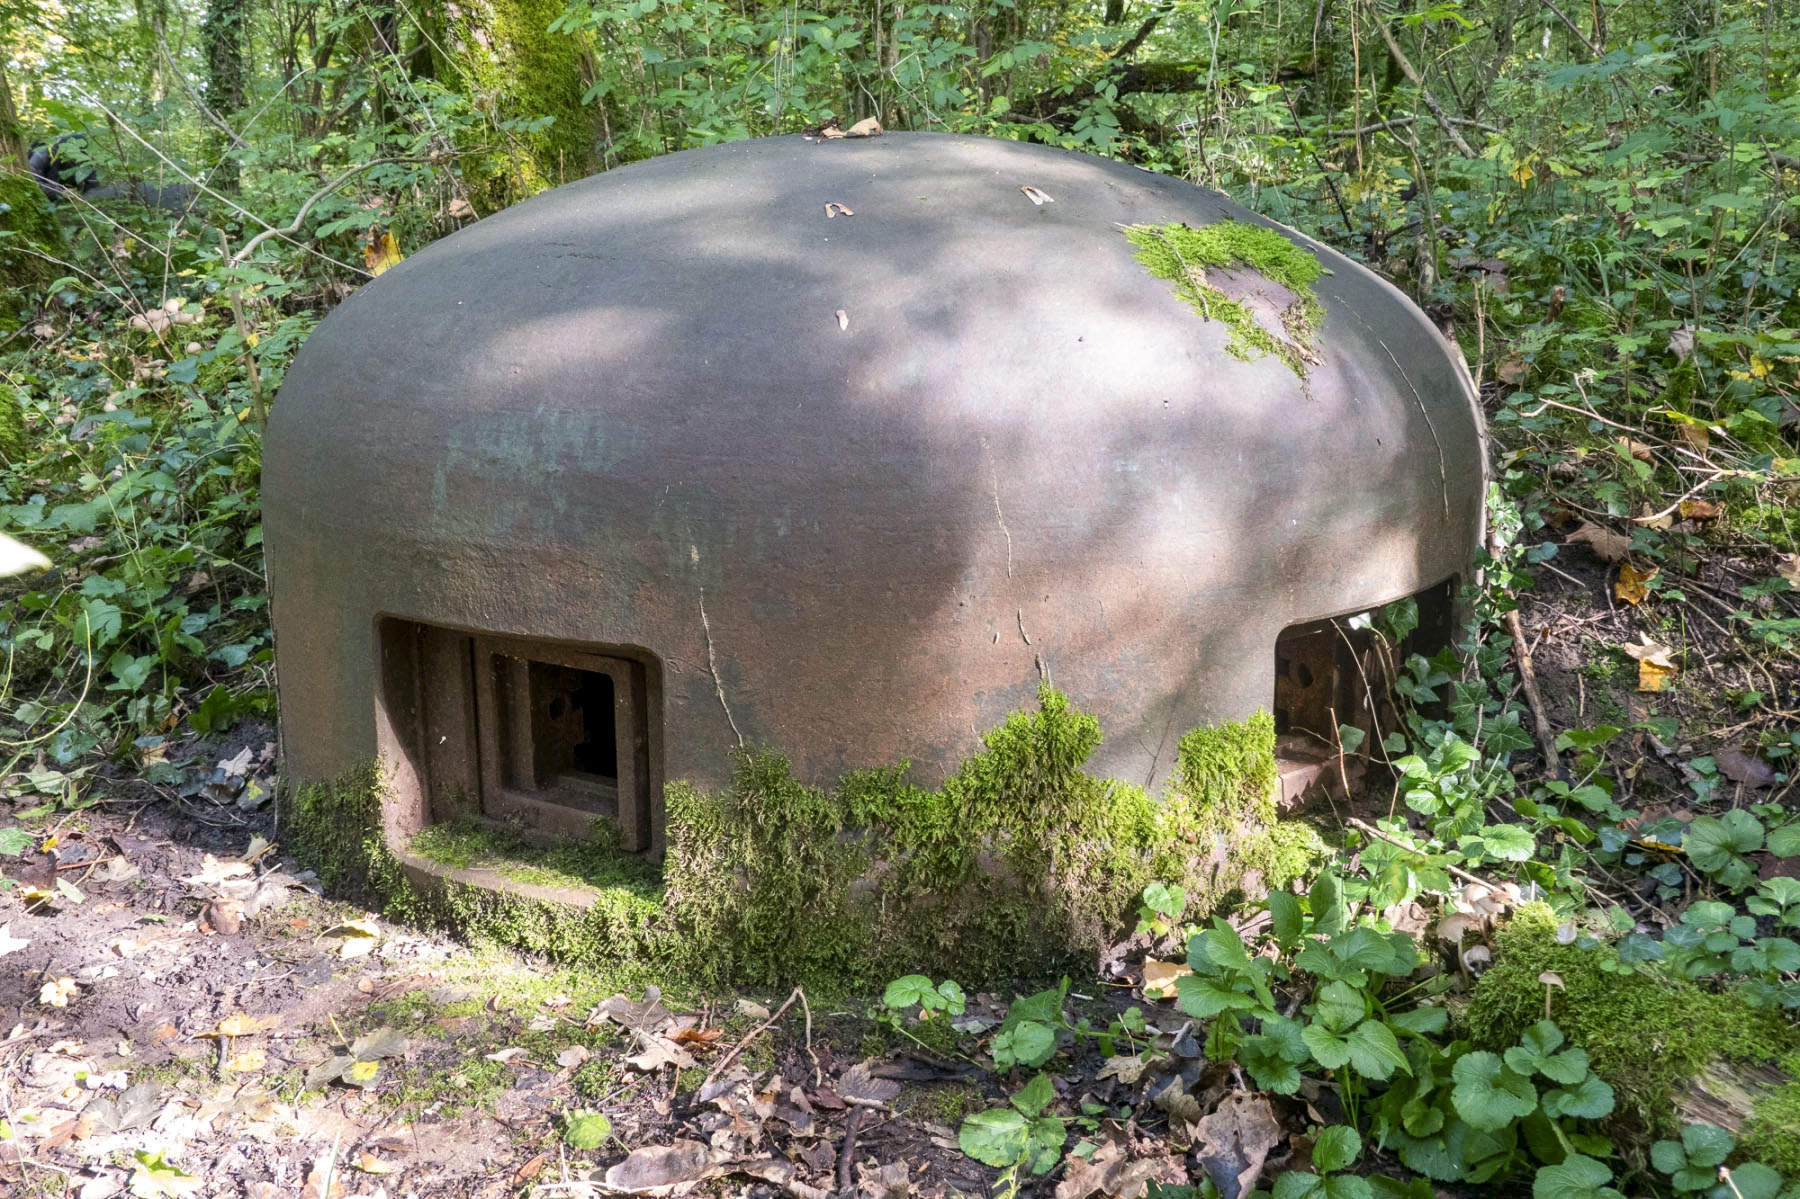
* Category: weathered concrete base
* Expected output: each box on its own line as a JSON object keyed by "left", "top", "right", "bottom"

{"left": 281, "top": 687, "right": 1322, "bottom": 989}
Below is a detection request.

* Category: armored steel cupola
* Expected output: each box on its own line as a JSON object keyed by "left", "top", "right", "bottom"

{"left": 264, "top": 134, "right": 1484, "bottom": 961}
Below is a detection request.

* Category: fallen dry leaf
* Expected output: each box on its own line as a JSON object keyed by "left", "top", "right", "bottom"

{"left": 1679, "top": 498, "right": 1721, "bottom": 522}
{"left": 824, "top": 202, "right": 854, "bottom": 218}
{"left": 1020, "top": 184, "right": 1054, "bottom": 206}
{"left": 1566, "top": 521, "right": 1631, "bottom": 562}
{"left": 182, "top": 855, "right": 252, "bottom": 887}
{"left": 1615, "top": 562, "right": 1659, "bottom": 605}
{"left": 1193, "top": 1091, "right": 1282, "bottom": 1199}
{"left": 844, "top": 116, "right": 882, "bottom": 137}
{"left": 223, "top": 1050, "right": 266, "bottom": 1073}
{"left": 40, "top": 976, "right": 79, "bottom": 1007}
{"left": 555, "top": 1045, "right": 591, "bottom": 1069}
{"left": 205, "top": 898, "right": 243, "bottom": 935}
{"left": 1141, "top": 959, "right": 1191, "bottom": 1000}
{"left": 1715, "top": 746, "right": 1777, "bottom": 789}
{"left": 325, "top": 917, "right": 381, "bottom": 958}
{"left": 1777, "top": 555, "right": 1799, "bottom": 587}
{"left": 1618, "top": 436, "right": 1655, "bottom": 462}
{"left": 364, "top": 229, "right": 403, "bottom": 277}
{"left": 1623, "top": 637, "right": 1677, "bottom": 692}
{"left": 1496, "top": 355, "right": 1529, "bottom": 385}
{"left": 603, "top": 1141, "right": 722, "bottom": 1195}
{"left": 0, "top": 923, "right": 29, "bottom": 956}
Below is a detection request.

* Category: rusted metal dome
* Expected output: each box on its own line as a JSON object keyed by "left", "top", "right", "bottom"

{"left": 264, "top": 133, "right": 1485, "bottom": 858}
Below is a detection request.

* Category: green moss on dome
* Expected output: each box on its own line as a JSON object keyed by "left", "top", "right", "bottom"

{"left": 1124, "top": 219, "right": 1326, "bottom": 376}
{"left": 282, "top": 688, "right": 1318, "bottom": 991}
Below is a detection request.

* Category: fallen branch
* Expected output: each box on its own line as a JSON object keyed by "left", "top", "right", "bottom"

{"left": 701, "top": 986, "right": 802, "bottom": 1091}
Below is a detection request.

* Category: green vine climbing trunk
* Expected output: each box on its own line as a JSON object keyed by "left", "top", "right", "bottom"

{"left": 429, "top": 0, "right": 598, "bottom": 211}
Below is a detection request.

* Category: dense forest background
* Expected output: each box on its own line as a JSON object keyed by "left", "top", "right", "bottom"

{"left": 2, "top": 2, "right": 1799, "bottom": 1198}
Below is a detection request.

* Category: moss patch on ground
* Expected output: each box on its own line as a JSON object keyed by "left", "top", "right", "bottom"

{"left": 282, "top": 687, "right": 1319, "bottom": 991}
{"left": 1124, "top": 219, "right": 1325, "bottom": 375}
{"left": 1465, "top": 903, "right": 1798, "bottom": 1165}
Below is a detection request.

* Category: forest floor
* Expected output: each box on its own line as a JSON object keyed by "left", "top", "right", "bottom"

{"left": 3, "top": 523, "right": 1795, "bottom": 1199}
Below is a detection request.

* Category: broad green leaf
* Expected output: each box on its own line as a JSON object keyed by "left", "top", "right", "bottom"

{"left": 883, "top": 975, "right": 938, "bottom": 1010}
{"left": 1175, "top": 974, "right": 1258, "bottom": 1019}
{"left": 1301, "top": 1023, "right": 1351, "bottom": 1071}
{"left": 1651, "top": 1140, "right": 1688, "bottom": 1175}
{"left": 1543, "top": 1073, "right": 1615, "bottom": 1120}
{"left": 1344, "top": 1019, "right": 1409, "bottom": 1080}
{"left": 1680, "top": 1123, "right": 1735, "bottom": 1169}
{"left": 1389, "top": 1007, "right": 1449, "bottom": 1037}
{"left": 995, "top": 1020, "right": 1056, "bottom": 1069}
{"left": 129, "top": 1151, "right": 203, "bottom": 1198}
{"left": 1269, "top": 890, "right": 1304, "bottom": 947}
{"left": 564, "top": 1111, "right": 612, "bottom": 1150}
{"left": 1768, "top": 824, "right": 1800, "bottom": 858}
{"left": 959, "top": 1108, "right": 1030, "bottom": 1167}
{"left": 1687, "top": 812, "right": 1764, "bottom": 875}
{"left": 1313, "top": 980, "right": 1367, "bottom": 1033}
{"left": 1314, "top": 1125, "right": 1362, "bottom": 1174}
{"left": 1451, "top": 1051, "right": 1537, "bottom": 1131}
{"left": 1012, "top": 1072, "right": 1054, "bottom": 1117}
{"left": 1533, "top": 1154, "right": 1624, "bottom": 1199}
{"left": 1712, "top": 1162, "right": 1784, "bottom": 1199}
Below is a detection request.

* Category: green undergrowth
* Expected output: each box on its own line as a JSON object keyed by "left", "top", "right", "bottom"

{"left": 282, "top": 686, "right": 1320, "bottom": 990}
{"left": 1123, "top": 219, "right": 1326, "bottom": 375}
{"left": 1467, "top": 903, "right": 1800, "bottom": 1166}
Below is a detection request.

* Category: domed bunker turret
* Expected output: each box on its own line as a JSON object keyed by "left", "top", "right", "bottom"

{"left": 266, "top": 133, "right": 1485, "bottom": 981}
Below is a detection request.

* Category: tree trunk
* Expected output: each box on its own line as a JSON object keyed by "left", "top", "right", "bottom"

{"left": 0, "top": 57, "right": 70, "bottom": 322}
{"left": 203, "top": 0, "right": 248, "bottom": 189}
{"left": 430, "top": 0, "right": 598, "bottom": 211}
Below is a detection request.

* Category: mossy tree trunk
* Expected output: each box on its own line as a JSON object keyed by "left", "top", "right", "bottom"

{"left": 430, "top": 0, "right": 598, "bottom": 211}
{"left": 0, "top": 56, "right": 70, "bottom": 326}
{"left": 202, "top": 0, "right": 248, "bottom": 189}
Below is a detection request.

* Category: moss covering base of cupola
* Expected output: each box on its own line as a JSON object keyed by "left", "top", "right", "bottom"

{"left": 279, "top": 687, "right": 1321, "bottom": 990}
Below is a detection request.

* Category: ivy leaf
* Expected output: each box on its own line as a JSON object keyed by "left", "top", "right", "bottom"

{"left": 1451, "top": 1051, "right": 1538, "bottom": 1131}
{"left": 1533, "top": 1154, "right": 1625, "bottom": 1199}
{"left": 1313, "top": 1125, "right": 1362, "bottom": 1174}
{"left": 959, "top": 1108, "right": 1030, "bottom": 1167}
{"left": 1543, "top": 1073, "right": 1615, "bottom": 1120}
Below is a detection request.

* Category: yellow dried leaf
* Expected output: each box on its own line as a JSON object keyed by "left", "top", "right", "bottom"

{"left": 217, "top": 1013, "right": 268, "bottom": 1038}
{"left": 1566, "top": 521, "right": 1631, "bottom": 562}
{"left": 224, "top": 1050, "right": 266, "bottom": 1073}
{"left": 355, "top": 1153, "right": 396, "bottom": 1175}
{"left": 1615, "top": 562, "right": 1659, "bottom": 605}
{"left": 346, "top": 1060, "right": 380, "bottom": 1084}
{"left": 844, "top": 116, "right": 883, "bottom": 137}
{"left": 1676, "top": 422, "right": 1711, "bottom": 451}
{"left": 1637, "top": 658, "right": 1675, "bottom": 691}
{"left": 364, "top": 230, "right": 402, "bottom": 277}
{"left": 1141, "top": 959, "right": 1192, "bottom": 1000}
{"left": 1623, "top": 638, "right": 1677, "bottom": 691}
{"left": 1678, "top": 499, "right": 1721, "bottom": 521}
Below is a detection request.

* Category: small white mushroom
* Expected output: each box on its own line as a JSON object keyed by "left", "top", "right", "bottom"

{"left": 1539, "top": 970, "right": 1565, "bottom": 1018}
{"left": 1462, "top": 945, "right": 1493, "bottom": 973}
{"left": 1435, "top": 912, "right": 1478, "bottom": 945}
{"left": 1555, "top": 921, "right": 1578, "bottom": 945}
